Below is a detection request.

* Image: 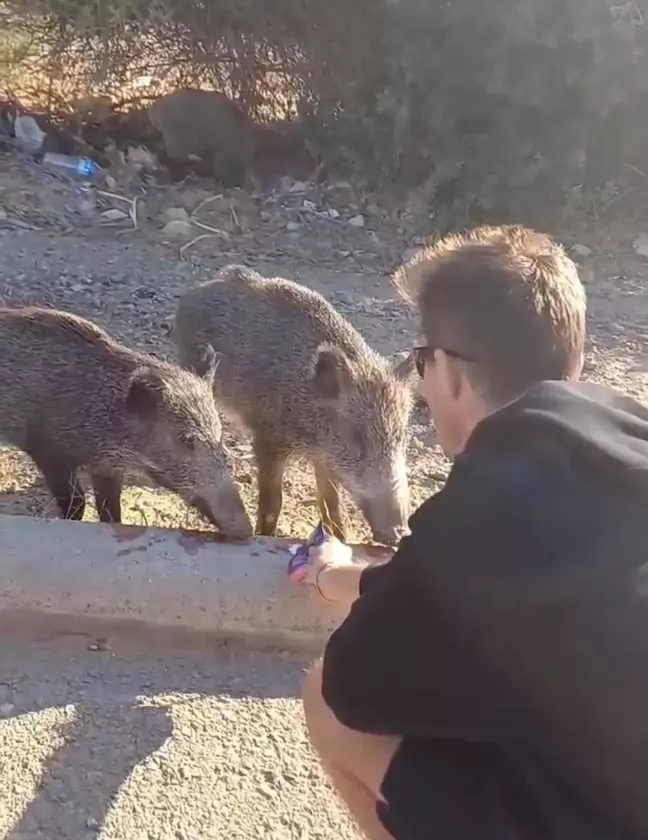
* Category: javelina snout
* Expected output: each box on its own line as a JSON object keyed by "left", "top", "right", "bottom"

{"left": 173, "top": 267, "right": 416, "bottom": 544}
{"left": 309, "top": 344, "right": 412, "bottom": 546}
{"left": 127, "top": 348, "right": 252, "bottom": 538}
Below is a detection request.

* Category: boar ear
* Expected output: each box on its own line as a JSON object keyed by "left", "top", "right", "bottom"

{"left": 393, "top": 350, "right": 417, "bottom": 384}
{"left": 126, "top": 368, "right": 165, "bottom": 418}
{"left": 310, "top": 344, "right": 353, "bottom": 400}
{"left": 196, "top": 344, "right": 220, "bottom": 386}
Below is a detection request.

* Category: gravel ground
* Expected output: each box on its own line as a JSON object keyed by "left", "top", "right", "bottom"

{"left": 0, "top": 641, "right": 358, "bottom": 840}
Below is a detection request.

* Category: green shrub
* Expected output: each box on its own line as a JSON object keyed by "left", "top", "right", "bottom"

{"left": 2, "top": 0, "right": 648, "bottom": 222}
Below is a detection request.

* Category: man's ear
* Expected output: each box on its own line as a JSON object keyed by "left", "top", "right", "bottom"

{"left": 310, "top": 344, "right": 354, "bottom": 400}
{"left": 126, "top": 368, "right": 166, "bottom": 419}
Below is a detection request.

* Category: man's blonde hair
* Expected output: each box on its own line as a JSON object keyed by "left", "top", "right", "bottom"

{"left": 394, "top": 225, "right": 587, "bottom": 402}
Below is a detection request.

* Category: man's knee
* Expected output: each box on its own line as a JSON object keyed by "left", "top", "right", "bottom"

{"left": 302, "top": 659, "right": 400, "bottom": 792}
{"left": 302, "top": 659, "right": 336, "bottom": 748}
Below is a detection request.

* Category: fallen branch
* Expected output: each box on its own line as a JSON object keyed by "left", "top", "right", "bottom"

{"left": 179, "top": 232, "right": 226, "bottom": 259}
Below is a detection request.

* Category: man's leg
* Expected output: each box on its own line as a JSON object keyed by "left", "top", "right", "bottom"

{"left": 302, "top": 659, "right": 400, "bottom": 840}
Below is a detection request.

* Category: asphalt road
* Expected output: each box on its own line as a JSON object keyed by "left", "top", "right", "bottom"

{"left": 0, "top": 640, "right": 360, "bottom": 840}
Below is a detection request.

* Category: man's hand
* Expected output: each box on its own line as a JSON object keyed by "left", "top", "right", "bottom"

{"left": 306, "top": 536, "right": 368, "bottom": 609}
{"left": 304, "top": 536, "right": 353, "bottom": 585}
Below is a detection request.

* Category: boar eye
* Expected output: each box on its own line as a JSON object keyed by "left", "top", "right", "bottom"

{"left": 180, "top": 434, "right": 197, "bottom": 451}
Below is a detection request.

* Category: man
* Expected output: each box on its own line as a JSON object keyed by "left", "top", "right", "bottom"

{"left": 301, "top": 224, "right": 648, "bottom": 840}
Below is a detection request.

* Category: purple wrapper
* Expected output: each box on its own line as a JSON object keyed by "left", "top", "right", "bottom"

{"left": 287, "top": 522, "right": 327, "bottom": 582}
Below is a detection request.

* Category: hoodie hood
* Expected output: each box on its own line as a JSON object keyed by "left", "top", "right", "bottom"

{"left": 466, "top": 381, "right": 648, "bottom": 495}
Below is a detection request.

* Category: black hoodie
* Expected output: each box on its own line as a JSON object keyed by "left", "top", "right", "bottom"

{"left": 322, "top": 381, "right": 648, "bottom": 838}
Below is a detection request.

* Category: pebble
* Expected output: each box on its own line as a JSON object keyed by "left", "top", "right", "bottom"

{"left": 348, "top": 214, "right": 365, "bottom": 228}
{"left": 634, "top": 234, "right": 648, "bottom": 259}
{"left": 0, "top": 702, "right": 15, "bottom": 716}
{"left": 327, "top": 208, "right": 340, "bottom": 219}
{"left": 86, "top": 817, "right": 100, "bottom": 829}
{"left": 571, "top": 243, "right": 592, "bottom": 258}
{"left": 401, "top": 247, "right": 420, "bottom": 263}
{"left": 101, "top": 208, "right": 128, "bottom": 222}
{"left": 0, "top": 206, "right": 7, "bottom": 220}
{"left": 285, "top": 221, "right": 301, "bottom": 232}
{"left": 283, "top": 180, "right": 308, "bottom": 193}
{"left": 165, "top": 207, "right": 190, "bottom": 223}
{"left": 78, "top": 197, "right": 96, "bottom": 215}
{"left": 162, "top": 219, "right": 194, "bottom": 238}
{"left": 257, "top": 782, "right": 275, "bottom": 799}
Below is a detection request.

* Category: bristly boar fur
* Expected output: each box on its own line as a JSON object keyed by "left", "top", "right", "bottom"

{"left": 173, "top": 266, "right": 417, "bottom": 545}
{"left": 0, "top": 307, "right": 251, "bottom": 537}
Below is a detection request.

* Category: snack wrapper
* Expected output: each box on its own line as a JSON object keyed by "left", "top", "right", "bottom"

{"left": 287, "top": 521, "right": 327, "bottom": 584}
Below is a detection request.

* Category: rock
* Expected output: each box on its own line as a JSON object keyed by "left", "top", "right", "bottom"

{"left": 284, "top": 179, "right": 308, "bottom": 193}
{"left": 101, "top": 208, "right": 128, "bottom": 222}
{"left": 179, "top": 188, "right": 213, "bottom": 210}
{"left": 285, "top": 221, "right": 301, "bottom": 232}
{"left": 78, "top": 197, "right": 96, "bottom": 217}
{"left": 579, "top": 266, "right": 595, "bottom": 285}
{"left": 0, "top": 702, "right": 15, "bottom": 717}
{"left": 634, "top": 234, "right": 648, "bottom": 259}
{"left": 402, "top": 247, "right": 420, "bottom": 264}
{"left": 327, "top": 208, "right": 340, "bottom": 219}
{"left": 86, "top": 817, "right": 100, "bottom": 830}
{"left": 257, "top": 782, "right": 275, "bottom": 799}
{"left": 162, "top": 219, "right": 194, "bottom": 238}
{"left": 165, "top": 206, "right": 190, "bottom": 223}
{"left": 348, "top": 214, "right": 365, "bottom": 228}
{"left": 571, "top": 243, "right": 592, "bottom": 258}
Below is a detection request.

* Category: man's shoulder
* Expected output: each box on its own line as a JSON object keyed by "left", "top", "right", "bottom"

{"left": 409, "top": 377, "right": 648, "bottom": 560}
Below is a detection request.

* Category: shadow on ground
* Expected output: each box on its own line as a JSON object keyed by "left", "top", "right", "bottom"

{"left": 0, "top": 644, "right": 306, "bottom": 838}
{"left": 4, "top": 701, "right": 173, "bottom": 839}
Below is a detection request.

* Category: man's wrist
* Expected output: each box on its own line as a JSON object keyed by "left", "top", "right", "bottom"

{"left": 313, "top": 561, "right": 368, "bottom": 606}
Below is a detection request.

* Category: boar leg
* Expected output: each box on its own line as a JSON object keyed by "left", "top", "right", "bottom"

{"left": 92, "top": 471, "right": 123, "bottom": 523}
{"left": 29, "top": 450, "right": 85, "bottom": 520}
{"left": 314, "top": 461, "right": 346, "bottom": 542}
{"left": 255, "top": 440, "right": 288, "bottom": 536}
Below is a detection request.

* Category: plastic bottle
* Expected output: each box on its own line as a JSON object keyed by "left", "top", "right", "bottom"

{"left": 13, "top": 114, "right": 46, "bottom": 155}
{"left": 41, "top": 152, "right": 99, "bottom": 180}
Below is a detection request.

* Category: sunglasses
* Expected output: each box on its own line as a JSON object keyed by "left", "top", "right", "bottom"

{"left": 412, "top": 345, "right": 476, "bottom": 377}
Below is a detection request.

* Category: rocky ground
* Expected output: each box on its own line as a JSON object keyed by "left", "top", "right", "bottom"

{"left": 1, "top": 151, "right": 648, "bottom": 539}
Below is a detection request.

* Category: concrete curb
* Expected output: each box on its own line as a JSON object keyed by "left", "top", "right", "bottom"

{"left": 0, "top": 515, "right": 390, "bottom": 653}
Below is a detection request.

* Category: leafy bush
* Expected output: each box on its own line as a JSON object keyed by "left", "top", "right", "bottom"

{"left": 2, "top": 0, "right": 648, "bottom": 222}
